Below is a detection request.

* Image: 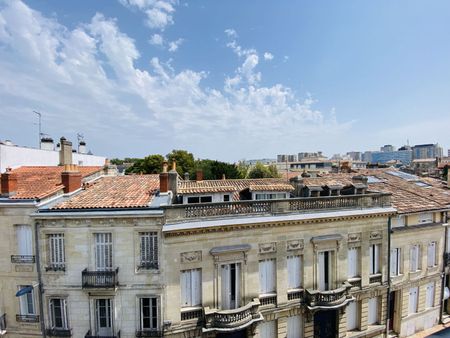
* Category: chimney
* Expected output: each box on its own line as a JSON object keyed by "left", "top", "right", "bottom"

{"left": 1, "top": 168, "right": 18, "bottom": 196}
{"left": 168, "top": 161, "right": 178, "bottom": 200}
{"left": 222, "top": 174, "right": 226, "bottom": 180}
{"left": 184, "top": 172, "right": 190, "bottom": 181}
{"left": 289, "top": 176, "right": 304, "bottom": 197}
{"left": 196, "top": 170, "right": 203, "bottom": 182}
{"left": 59, "top": 137, "right": 73, "bottom": 165}
{"left": 40, "top": 137, "right": 54, "bottom": 151}
{"left": 159, "top": 162, "right": 169, "bottom": 193}
{"left": 61, "top": 164, "right": 82, "bottom": 193}
{"left": 78, "top": 141, "right": 87, "bottom": 154}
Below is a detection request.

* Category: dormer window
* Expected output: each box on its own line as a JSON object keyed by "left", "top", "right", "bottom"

{"left": 223, "top": 195, "right": 230, "bottom": 202}
{"left": 254, "top": 193, "right": 287, "bottom": 200}
{"left": 187, "top": 196, "right": 212, "bottom": 204}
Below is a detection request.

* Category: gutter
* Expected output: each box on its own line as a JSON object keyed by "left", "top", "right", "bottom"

{"left": 34, "top": 220, "right": 46, "bottom": 338}
{"left": 386, "top": 216, "right": 392, "bottom": 337}
{"left": 31, "top": 208, "right": 164, "bottom": 219}
{"left": 440, "top": 214, "right": 449, "bottom": 324}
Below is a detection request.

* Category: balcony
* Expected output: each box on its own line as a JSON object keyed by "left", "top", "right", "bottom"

{"left": 46, "top": 328, "right": 72, "bottom": 337}
{"left": 203, "top": 298, "right": 263, "bottom": 333}
{"left": 348, "top": 278, "right": 362, "bottom": 290}
{"left": 164, "top": 193, "right": 391, "bottom": 221}
{"left": 259, "top": 294, "right": 277, "bottom": 307}
{"left": 16, "top": 314, "right": 39, "bottom": 323}
{"left": 0, "top": 314, "right": 6, "bottom": 334}
{"left": 11, "top": 255, "right": 35, "bottom": 264}
{"left": 85, "top": 330, "right": 120, "bottom": 338}
{"left": 305, "top": 282, "right": 353, "bottom": 311}
{"left": 135, "top": 330, "right": 163, "bottom": 337}
{"left": 82, "top": 268, "right": 119, "bottom": 289}
{"left": 46, "top": 264, "right": 66, "bottom": 272}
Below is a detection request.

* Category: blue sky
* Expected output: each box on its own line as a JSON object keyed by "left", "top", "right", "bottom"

{"left": 0, "top": 0, "right": 449, "bottom": 161}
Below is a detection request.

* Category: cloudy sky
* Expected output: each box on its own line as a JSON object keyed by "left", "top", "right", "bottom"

{"left": 0, "top": 0, "right": 449, "bottom": 161}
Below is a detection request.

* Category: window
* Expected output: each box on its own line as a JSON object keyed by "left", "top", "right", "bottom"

{"left": 259, "top": 320, "right": 276, "bottom": 338}
{"left": 48, "top": 234, "right": 65, "bottom": 270}
{"left": 368, "top": 297, "right": 379, "bottom": 325}
{"left": 410, "top": 245, "right": 420, "bottom": 272}
{"left": 259, "top": 259, "right": 276, "bottom": 295}
{"left": 347, "top": 247, "right": 360, "bottom": 278}
{"left": 419, "top": 213, "right": 433, "bottom": 224}
{"left": 18, "top": 286, "right": 35, "bottom": 315}
{"left": 140, "top": 297, "right": 158, "bottom": 331}
{"left": 287, "top": 256, "right": 302, "bottom": 290}
{"left": 180, "top": 269, "right": 201, "bottom": 308}
{"left": 425, "top": 282, "right": 435, "bottom": 309}
{"left": 16, "top": 225, "right": 33, "bottom": 256}
{"left": 49, "top": 298, "right": 68, "bottom": 329}
{"left": 255, "top": 193, "right": 286, "bottom": 200}
{"left": 95, "top": 233, "right": 112, "bottom": 271}
{"left": 287, "top": 315, "right": 303, "bottom": 338}
{"left": 223, "top": 194, "right": 230, "bottom": 202}
{"left": 369, "top": 244, "right": 381, "bottom": 275}
{"left": 391, "top": 216, "right": 405, "bottom": 228}
{"left": 390, "top": 248, "right": 402, "bottom": 276}
{"left": 347, "top": 301, "right": 359, "bottom": 330}
{"left": 221, "top": 263, "right": 241, "bottom": 309}
{"left": 427, "top": 242, "right": 437, "bottom": 268}
{"left": 187, "top": 196, "right": 212, "bottom": 204}
{"left": 318, "top": 251, "right": 332, "bottom": 291}
{"left": 408, "top": 287, "right": 418, "bottom": 315}
{"left": 95, "top": 299, "right": 113, "bottom": 335}
{"left": 139, "top": 232, "right": 158, "bottom": 269}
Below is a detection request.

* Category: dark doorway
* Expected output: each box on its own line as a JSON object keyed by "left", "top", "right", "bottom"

{"left": 314, "top": 310, "right": 338, "bottom": 338}
{"left": 217, "top": 329, "right": 247, "bottom": 338}
{"left": 389, "top": 291, "right": 396, "bottom": 331}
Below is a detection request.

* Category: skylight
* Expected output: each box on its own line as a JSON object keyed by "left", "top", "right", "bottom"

{"left": 367, "top": 176, "right": 383, "bottom": 183}
{"left": 386, "top": 171, "right": 418, "bottom": 181}
{"left": 414, "top": 181, "right": 431, "bottom": 188}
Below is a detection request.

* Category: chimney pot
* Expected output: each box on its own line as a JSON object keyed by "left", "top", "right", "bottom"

{"left": 222, "top": 174, "right": 226, "bottom": 180}
{"left": 162, "top": 161, "right": 168, "bottom": 173}
{"left": 184, "top": 172, "right": 190, "bottom": 181}
{"left": 171, "top": 161, "right": 176, "bottom": 171}
{"left": 196, "top": 170, "right": 203, "bottom": 182}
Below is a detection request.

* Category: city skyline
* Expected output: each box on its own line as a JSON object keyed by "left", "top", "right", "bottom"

{"left": 0, "top": 0, "right": 449, "bottom": 161}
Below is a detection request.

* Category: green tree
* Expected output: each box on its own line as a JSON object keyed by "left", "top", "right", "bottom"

{"left": 125, "top": 154, "right": 164, "bottom": 174}
{"left": 195, "top": 159, "right": 241, "bottom": 180}
{"left": 167, "top": 149, "right": 195, "bottom": 176}
{"left": 247, "top": 162, "right": 280, "bottom": 178}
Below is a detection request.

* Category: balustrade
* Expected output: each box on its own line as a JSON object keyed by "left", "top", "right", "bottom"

{"left": 82, "top": 268, "right": 119, "bottom": 288}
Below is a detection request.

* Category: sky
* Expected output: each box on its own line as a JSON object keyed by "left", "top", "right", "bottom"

{"left": 0, "top": 0, "right": 449, "bottom": 162}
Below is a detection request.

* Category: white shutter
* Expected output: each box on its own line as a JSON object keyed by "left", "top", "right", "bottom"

{"left": 49, "top": 234, "right": 65, "bottom": 266}
{"left": 369, "top": 245, "right": 374, "bottom": 274}
{"left": 374, "top": 244, "right": 380, "bottom": 273}
{"left": 410, "top": 245, "right": 419, "bottom": 272}
{"left": 318, "top": 252, "right": 325, "bottom": 291}
{"left": 368, "top": 297, "right": 378, "bottom": 324}
{"left": 180, "top": 271, "right": 191, "bottom": 307}
{"left": 287, "top": 315, "right": 302, "bottom": 338}
{"left": 287, "top": 256, "right": 301, "bottom": 289}
{"left": 267, "top": 259, "right": 276, "bottom": 293}
{"left": 428, "top": 242, "right": 436, "bottom": 267}
{"left": 348, "top": 248, "right": 358, "bottom": 278}
{"left": 259, "top": 321, "right": 276, "bottom": 338}
{"left": 235, "top": 263, "right": 240, "bottom": 308}
{"left": 390, "top": 249, "right": 397, "bottom": 276}
{"left": 221, "top": 265, "right": 230, "bottom": 310}
{"left": 409, "top": 287, "right": 418, "bottom": 314}
{"left": 347, "top": 301, "right": 358, "bottom": 330}
{"left": 17, "top": 225, "right": 32, "bottom": 255}
{"left": 191, "top": 269, "right": 201, "bottom": 306}
{"left": 426, "top": 282, "right": 435, "bottom": 308}
{"left": 95, "top": 233, "right": 112, "bottom": 271}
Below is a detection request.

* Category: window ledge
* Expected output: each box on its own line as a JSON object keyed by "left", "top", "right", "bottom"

{"left": 427, "top": 266, "right": 440, "bottom": 274}
{"left": 409, "top": 270, "right": 422, "bottom": 280}
{"left": 390, "top": 274, "right": 404, "bottom": 284}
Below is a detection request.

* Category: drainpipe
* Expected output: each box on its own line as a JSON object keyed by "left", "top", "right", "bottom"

{"left": 34, "top": 220, "right": 46, "bottom": 338}
{"left": 386, "top": 216, "right": 392, "bottom": 338}
{"left": 439, "top": 212, "right": 449, "bottom": 324}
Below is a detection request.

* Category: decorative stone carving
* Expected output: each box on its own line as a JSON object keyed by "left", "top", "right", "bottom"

{"left": 348, "top": 233, "right": 361, "bottom": 243}
{"left": 287, "top": 239, "right": 304, "bottom": 251}
{"left": 181, "top": 251, "right": 202, "bottom": 263}
{"left": 370, "top": 231, "right": 382, "bottom": 240}
{"left": 259, "top": 242, "right": 276, "bottom": 254}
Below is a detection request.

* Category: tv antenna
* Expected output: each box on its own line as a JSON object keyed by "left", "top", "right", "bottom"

{"left": 33, "top": 111, "right": 42, "bottom": 148}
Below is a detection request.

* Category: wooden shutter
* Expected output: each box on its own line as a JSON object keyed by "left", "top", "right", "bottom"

{"left": 374, "top": 245, "right": 380, "bottom": 273}
{"left": 368, "top": 297, "right": 378, "bottom": 324}
{"left": 287, "top": 315, "right": 301, "bottom": 338}
{"left": 17, "top": 225, "right": 32, "bottom": 255}
{"left": 408, "top": 287, "right": 418, "bottom": 314}
{"left": 318, "top": 252, "right": 325, "bottom": 291}
{"left": 428, "top": 242, "right": 436, "bottom": 267}
{"left": 426, "top": 282, "right": 435, "bottom": 308}
{"left": 348, "top": 248, "right": 358, "bottom": 278}
{"left": 410, "top": 245, "right": 419, "bottom": 272}
{"left": 49, "top": 234, "right": 65, "bottom": 266}
{"left": 369, "top": 245, "right": 374, "bottom": 274}
{"left": 95, "top": 233, "right": 112, "bottom": 271}
{"left": 259, "top": 261, "right": 266, "bottom": 294}
{"left": 235, "top": 263, "right": 240, "bottom": 308}
{"left": 221, "top": 265, "right": 230, "bottom": 309}
{"left": 267, "top": 259, "right": 276, "bottom": 293}
{"left": 191, "top": 269, "right": 201, "bottom": 306}
{"left": 260, "top": 321, "right": 276, "bottom": 338}
{"left": 390, "top": 249, "right": 398, "bottom": 276}
{"left": 180, "top": 270, "right": 191, "bottom": 307}
{"left": 347, "top": 301, "right": 358, "bottom": 330}
{"left": 287, "top": 256, "right": 300, "bottom": 289}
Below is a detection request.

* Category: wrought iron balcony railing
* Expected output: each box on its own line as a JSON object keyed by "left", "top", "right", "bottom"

{"left": 11, "top": 255, "right": 35, "bottom": 264}
{"left": 45, "top": 264, "right": 66, "bottom": 272}
{"left": 181, "top": 308, "right": 203, "bottom": 321}
{"left": 16, "top": 314, "right": 39, "bottom": 323}
{"left": 369, "top": 274, "right": 382, "bottom": 285}
{"left": 135, "top": 330, "right": 163, "bottom": 337}
{"left": 164, "top": 193, "right": 391, "bottom": 221}
{"left": 287, "top": 289, "right": 303, "bottom": 301}
{"left": 305, "top": 282, "right": 352, "bottom": 310}
{"left": 203, "top": 298, "right": 263, "bottom": 333}
{"left": 82, "top": 268, "right": 119, "bottom": 288}
{"left": 46, "top": 328, "right": 72, "bottom": 337}
{"left": 85, "top": 330, "right": 120, "bottom": 338}
{"left": 138, "top": 262, "right": 159, "bottom": 270}
{"left": 259, "top": 294, "right": 277, "bottom": 306}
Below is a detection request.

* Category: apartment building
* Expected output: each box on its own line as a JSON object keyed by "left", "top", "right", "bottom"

{"left": 0, "top": 164, "right": 106, "bottom": 338}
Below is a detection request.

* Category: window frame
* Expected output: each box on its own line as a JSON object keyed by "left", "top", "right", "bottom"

{"left": 427, "top": 242, "right": 437, "bottom": 268}
{"left": 18, "top": 285, "right": 35, "bottom": 316}
{"left": 48, "top": 234, "right": 65, "bottom": 270}
{"left": 139, "top": 232, "right": 159, "bottom": 270}
{"left": 180, "top": 269, "right": 202, "bottom": 308}
{"left": 49, "top": 298, "right": 69, "bottom": 329}
{"left": 369, "top": 244, "right": 381, "bottom": 275}
{"left": 259, "top": 259, "right": 277, "bottom": 296}
{"left": 410, "top": 244, "right": 421, "bottom": 272}
{"left": 139, "top": 297, "right": 159, "bottom": 331}
{"left": 390, "top": 248, "right": 402, "bottom": 277}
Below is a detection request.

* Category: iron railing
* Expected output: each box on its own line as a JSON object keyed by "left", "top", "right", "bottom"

{"left": 82, "top": 268, "right": 119, "bottom": 288}
{"left": 16, "top": 314, "right": 39, "bottom": 323}
{"left": 135, "top": 330, "right": 163, "bottom": 337}
{"left": 46, "top": 264, "right": 66, "bottom": 272}
{"left": 181, "top": 308, "right": 203, "bottom": 321}
{"left": 164, "top": 193, "right": 391, "bottom": 221}
{"left": 287, "top": 290, "right": 303, "bottom": 301}
{"left": 204, "top": 299, "right": 261, "bottom": 330}
{"left": 85, "top": 330, "right": 120, "bottom": 338}
{"left": 369, "top": 274, "right": 382, "bottom": 284}
{"left": 259, "top": 294, "right": 277, "bottom": 306}
{"left": 11, "top": 255, "right": 35, "bottom": 264}
{"left": 305, "top": 282, "right": 352, "bottom": 308}
{"left": 46, "top": 328, "right": 72, "bottom": 337}
{"left": 138, "top": 262, "right": 159, "bottom": 270}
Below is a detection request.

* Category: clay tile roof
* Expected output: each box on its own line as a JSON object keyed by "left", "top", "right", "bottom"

{"left": 8, "top": 166, "right": 102, "bottom": 200}
{"left": 52, "top": 175, "right": 160, "bottom": 210}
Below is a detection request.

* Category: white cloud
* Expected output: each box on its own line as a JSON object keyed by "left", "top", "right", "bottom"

{"left": 0, "top": 1, "right": 351, "bottom": 160}
{"left": 168, "top": 38, "right": 183, "bottom": 52}
{"left": 119, "top": 0, "right": 176, "bottom": 30}
{"left": 149, "top": 33, "right": 163, "bottom": 45}
{"left": 264, "top": 52, "right": 274, "bottom": 61}
{"left": 224, "top": 28, "right": 237, "bottom": 38}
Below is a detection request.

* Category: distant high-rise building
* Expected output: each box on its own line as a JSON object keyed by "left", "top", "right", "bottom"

{"left": 346, "top": 151, "right": 362, "bottom": 161}
{"left": 412, "top": 144, "right": 443, "bottom": 159}
{"left": 277, "top": 154, "right": 297, "bottom": 163}
{"left": 380, "top": 144, "right": 395, "bottom": 152}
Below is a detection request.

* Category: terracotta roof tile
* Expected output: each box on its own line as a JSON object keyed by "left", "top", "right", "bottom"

{"left": 8, "top": 166, "right": 102, "bottom": 200}
{"left": 52, "top": 175, "right": 160, "bottom": 209}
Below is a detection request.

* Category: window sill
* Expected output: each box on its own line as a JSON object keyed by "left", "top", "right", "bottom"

{"left": 287, "top": 288, "right": 303, "bottom": 301}
{"left": 409, "top": 270, "right": 422, "bottom": 280}
{"left": 427, "top": 265, "right": 440, "bottom": 274}
{"left": 390, "top": 274, "right": 404, "bottom": 284}
{"left": 45, "top": 266, "right": 65, "bottom": 272}
{"left": 136, "top": 266, "right": 160, "bottom": 274}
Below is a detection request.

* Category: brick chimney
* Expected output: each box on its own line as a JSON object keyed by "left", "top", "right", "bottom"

{"left": 59, "top": 137, "right": 73, "bottom": 166}
{"left": 196, "top": 170, "right": 203, "bottom": 182}
{"left": 159, "top": 162, "right": 169, "bottom": 193}
{"left": 1, "top": 168, "right": 18, "bottom": 196}
{"left": 61, "top": 164, "right": 82, "bottom": 193}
